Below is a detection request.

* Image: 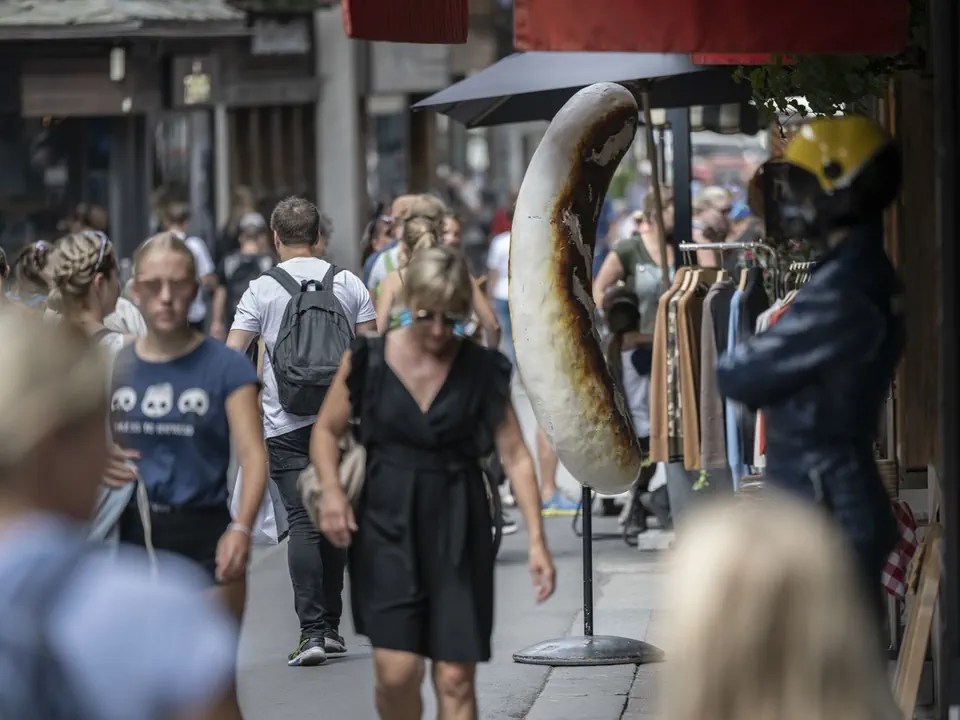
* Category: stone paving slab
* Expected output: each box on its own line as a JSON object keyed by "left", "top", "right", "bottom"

{"left": 522, "top": 557, "right": 667, "bottom": 720}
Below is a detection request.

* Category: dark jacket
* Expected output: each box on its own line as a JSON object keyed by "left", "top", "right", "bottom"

{"left": 716, "top": 223, "right": 904, "bottom": 488}
{"left": 716, "top": 222, "right": 904, "bottom": 600}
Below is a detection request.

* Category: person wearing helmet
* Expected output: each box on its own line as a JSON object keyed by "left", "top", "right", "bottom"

{"left": 716, "top": 115, "right": 905, "bottom": 616}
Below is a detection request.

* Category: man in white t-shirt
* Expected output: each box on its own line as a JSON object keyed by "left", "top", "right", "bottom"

{"left": 227, "top": 196, "right": 375, "bottom": 668}
{"left": 163, "top": 202, "right": 218, "bottom": 331}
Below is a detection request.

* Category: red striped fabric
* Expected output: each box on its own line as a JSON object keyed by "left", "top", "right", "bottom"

{"left": 514, "top": 0, "right": 908, "bottom": 54}
{"left": 342, "top": 0, "right": 468, "bottom": 43}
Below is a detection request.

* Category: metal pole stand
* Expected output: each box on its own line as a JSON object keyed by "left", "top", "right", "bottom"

{"left": 513, "top": 486, "right": 664, "bottom": 667}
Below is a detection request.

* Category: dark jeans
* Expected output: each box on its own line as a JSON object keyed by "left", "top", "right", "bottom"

{"left": 268, "top": 425, "right": 346, "bottom": 638}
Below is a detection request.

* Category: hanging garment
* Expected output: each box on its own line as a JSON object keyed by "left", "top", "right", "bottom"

{"left": 649, "top": 269, "right": 691, "bottom": 463}
{"left": 882, "top": 500, "right": 918, "bottom": 600}
{"left": 699, "top": 279, "right": 736, "bottom": 469}
{"left": 667, "top": 289, "right": 685, "bottom": 460}
{"left": 724, "top": 289, "right": 747, "bottom": 488}
{"left": 678, "top": 275, "right": 714, "bottom": 470}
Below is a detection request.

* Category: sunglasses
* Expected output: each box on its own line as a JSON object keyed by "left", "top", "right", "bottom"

{"left": 135, "top": 277, "right": 196, "bottom": 298}
{"left": 413, "top": 309, "right": 462, "bottom": 327}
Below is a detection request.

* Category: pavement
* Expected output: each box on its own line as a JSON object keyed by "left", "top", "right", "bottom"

{"left": 237, "top": 370, "right": 667, "bottom": 719}
{"left": 237, "top": 516, "right": 667, "bottom": 719}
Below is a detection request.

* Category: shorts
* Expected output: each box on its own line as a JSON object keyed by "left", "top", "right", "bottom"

{"left": 119, "top": 504, "right": 231, "bottom": 582}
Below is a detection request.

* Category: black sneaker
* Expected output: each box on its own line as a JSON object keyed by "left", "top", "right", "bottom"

{"left": 287, "top": 637, "right": 327, "bottom": 667}
{"left": 323, "top": 630, "right": 347, "bottom": 655}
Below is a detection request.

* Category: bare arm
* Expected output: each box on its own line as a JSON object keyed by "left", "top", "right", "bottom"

{"left": 471, "top": 278, "right": 500, "bottom": 349}
{"left": 225, "top": 328, "right": 257, "bottom": 354}
{"left": 218, "top": 384, "right": 266, "bottom": 583}
{"left": 356, "top": 319, "right": 377, "bottom": 335}
{"left": 495, "top": 402, "right": 556, "bottom": 602}
{"left": 225, "top": 384, "right": 267, "bottom": 532}
{"left": 375, "top": 272, "right": 401, "bottom": 333}
{"left": 592, "top": 251, "right": 625, "bottom": 307}
{"left": 210, "top": 286, "right": 227, "bottom": 340}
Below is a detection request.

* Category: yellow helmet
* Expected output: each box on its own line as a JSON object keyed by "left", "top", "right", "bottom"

{"left": 774, "top": 115, "right": 900, "bottom": 238}
{"left": 784, "top": 116, "right": 892, "bottom": 194}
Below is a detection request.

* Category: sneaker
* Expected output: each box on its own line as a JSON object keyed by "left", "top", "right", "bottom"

{"left": 323, "top": 630, "right": 347, "bottom": 655}
{"left": 288, "top": 637, "right": 327, "bottom": 667}
{"left": 542, "top": 491, "right": 580, "bottom": 517}
{"left": 499, "top": 483, "right": 517, "bottom": 508}
{"left": 501, "top": 512, "right": 520, "bottom": 535}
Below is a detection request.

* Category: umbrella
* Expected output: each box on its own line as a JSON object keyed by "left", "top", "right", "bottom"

{"left": 413, "top": 52, "right": 752, "bottom": 128}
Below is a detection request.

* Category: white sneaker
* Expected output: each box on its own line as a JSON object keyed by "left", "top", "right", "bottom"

{"left": 499, "top": 484, "right": 516, "bottom": 508}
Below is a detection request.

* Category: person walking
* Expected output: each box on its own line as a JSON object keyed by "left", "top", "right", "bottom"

{"left": 227, "top": 196, "right": 376, "bottom": 667}
{"left": 44, "top": 230, "right": 141, "bottom": 545}
{"left": 311, "top": 246, "right": 555, "bottom": 720}
{"left": 109, "top": 233, "right": 268, "bottom": 715}
{"left": 210, "top": 216, "right": 275, "bottom": 341}
{"left": 162, "top": 202, "right": 218, "bottom": 332}
{"left": 0, "top": 311, "right": 243, "bottom": 720}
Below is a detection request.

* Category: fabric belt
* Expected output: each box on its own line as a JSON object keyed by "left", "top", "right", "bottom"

{"left": 368, "top": 443, "right": 479, "bottom": 566}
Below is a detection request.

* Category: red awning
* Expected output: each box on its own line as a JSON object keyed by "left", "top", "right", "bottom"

{"left": 514, "top": 0, "right": 908, "bottom": 54}
{"left": 342, "top": 0, "right": 467, "bottom": 43}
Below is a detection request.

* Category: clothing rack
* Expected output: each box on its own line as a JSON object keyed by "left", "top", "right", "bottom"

{"left": 677, "top": 241, "right": 782, "bottom": 297}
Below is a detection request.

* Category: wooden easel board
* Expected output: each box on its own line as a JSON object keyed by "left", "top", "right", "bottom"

{"left": 893, "top": 526, "right": 942, "bottom": 718}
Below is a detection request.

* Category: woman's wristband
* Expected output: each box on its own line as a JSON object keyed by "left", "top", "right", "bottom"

{"left": 228, "top": 522, "right": 252, "bottom": 537}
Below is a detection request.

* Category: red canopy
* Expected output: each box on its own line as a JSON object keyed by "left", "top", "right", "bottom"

{"left": 514, "top": 0, "right": 908, "bottom": 54}
{"left": 341, "top": 0, "right": 467, "bottom": 43}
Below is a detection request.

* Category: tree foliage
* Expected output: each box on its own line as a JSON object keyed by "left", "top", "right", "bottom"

{"left": 733, "top": 0, "right": 928, "bottom": 119}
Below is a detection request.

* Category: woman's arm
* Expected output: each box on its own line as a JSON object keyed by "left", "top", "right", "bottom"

{"left": 592, "top": 252, "right": 625, "bottom": 308}
{"left": 495, "top": 402, "right": 556, "bottom": 602}
{"left": 219, "top": 384, "right": 267, "bottom": 582}
{"left": 471, "top": 278, "right": 501, "bottom": 349}
{"left": 375, "top": 273, "right": 400, "bottom": 333}
{"left": 210, "top": 286, "right": 228, "bottom": 340}
{"left": 310, "top": 352, "right": 357, "bottom": 548}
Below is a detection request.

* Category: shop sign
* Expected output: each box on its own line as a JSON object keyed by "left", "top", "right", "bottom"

{"left": 173, "top": 56, "right": 220, "bottom": 108}
{"left": 370, "top": 43, "right": 450, "bottom": 95}
{"left": 252, "top": 17, "right": 311, "bottom": 55}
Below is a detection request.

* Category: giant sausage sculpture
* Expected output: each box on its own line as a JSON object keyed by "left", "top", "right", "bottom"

{"left": 509, "top": 82, "right": 644, "bottom": 495}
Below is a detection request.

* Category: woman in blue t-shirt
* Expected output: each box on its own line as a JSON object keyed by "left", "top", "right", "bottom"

{"left": 110, "top": 232, "right": 268, "bottom": 629}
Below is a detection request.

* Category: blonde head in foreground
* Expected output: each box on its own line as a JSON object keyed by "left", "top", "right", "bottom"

{"left": 666, "top": 498, "right": 899, "bottom": 720}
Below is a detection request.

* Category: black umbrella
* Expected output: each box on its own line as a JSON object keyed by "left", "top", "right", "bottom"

{"left": 413, "top": 52, "right": 752, "bottom": 129}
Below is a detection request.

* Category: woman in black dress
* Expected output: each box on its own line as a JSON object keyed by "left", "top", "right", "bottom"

{"left": 311, "top": 246, "right": 556, "bottom": 720}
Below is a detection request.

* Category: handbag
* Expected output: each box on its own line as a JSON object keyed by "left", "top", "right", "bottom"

{"left": 298, "top": 425, "right": 366, "bottom": 530}
{"left": 299, "top": 336, "right": 383, "bottom": 528}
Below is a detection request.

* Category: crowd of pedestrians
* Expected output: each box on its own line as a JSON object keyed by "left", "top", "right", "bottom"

{"left": 0, "top": 190, "right": 560, "bottom": 719}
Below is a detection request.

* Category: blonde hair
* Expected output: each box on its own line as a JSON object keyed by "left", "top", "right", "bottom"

{"left": 400, "top": 194, "right": 447, "bottom": 258}
{"left": 666, "top": 498, "right": 899, "bottom": 720}
{"left": 133, "top": 232, "right": 198, "bottom": 278}
{"left": 0, "top": 310, "right": 107, "bottom": 470}
{"left": 48, "top": 231, "right": 116, "bottom": 313}
{"left": 403, "top": 246, "right": 473, "bottom": 318}
{"left": 694, "top": 185, "right": 733, "bottom": 213}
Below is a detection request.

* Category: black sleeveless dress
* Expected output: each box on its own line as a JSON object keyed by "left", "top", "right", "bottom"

{"left": 346, "top": 334, "right": 512, "bottom": 662}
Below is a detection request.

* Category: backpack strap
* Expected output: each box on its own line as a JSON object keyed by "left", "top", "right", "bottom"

{"left": 265, "top": 267, "right": 302, "bottom": 296}
{"left": 320, "top": 263, "right": 341, "bottom": 292}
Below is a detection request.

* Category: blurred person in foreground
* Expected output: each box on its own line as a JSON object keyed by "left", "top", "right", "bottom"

{"left": 0, "top": 311, "right": 241, "bottom": 720}
{"left": 666, "top": 498, "right": 899, "bottom": 720}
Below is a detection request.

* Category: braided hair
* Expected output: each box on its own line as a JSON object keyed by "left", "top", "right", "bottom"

{"left": 12, "top": 241, "right": 52, "bottom": 297}
{"left": 47, "top": 231, "right": 116, "bottom": 313}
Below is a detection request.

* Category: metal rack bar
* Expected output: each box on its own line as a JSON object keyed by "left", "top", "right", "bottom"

{"left": 678, "top": 241, "right": 781, "bottom": 297}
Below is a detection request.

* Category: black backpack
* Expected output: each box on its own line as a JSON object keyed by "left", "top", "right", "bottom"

{"left": 266, "top": 264, "right": 354, "bottom": 416}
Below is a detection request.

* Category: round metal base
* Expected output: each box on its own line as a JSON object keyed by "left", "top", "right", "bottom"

{"left": 513, "top": 635, "right": 664, "bottom": 667}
